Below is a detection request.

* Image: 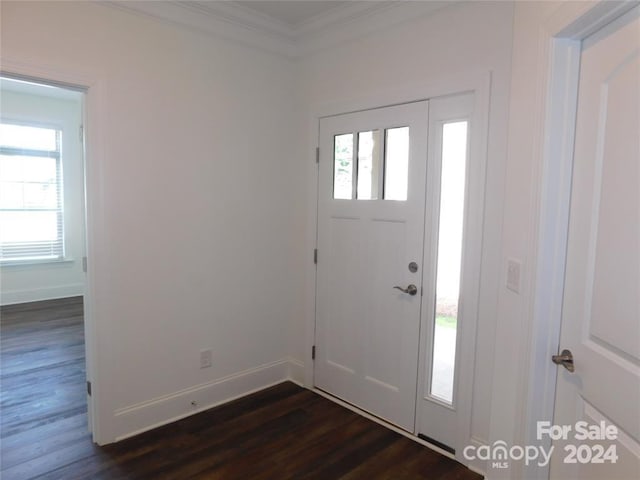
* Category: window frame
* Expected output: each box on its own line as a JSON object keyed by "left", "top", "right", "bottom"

{"left": 0, "top": 120, "right": 65, "bottom": 264}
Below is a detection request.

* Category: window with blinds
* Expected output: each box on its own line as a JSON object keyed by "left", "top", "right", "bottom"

{"left": 0, "top": 122, "right": 64, "bottom": 262}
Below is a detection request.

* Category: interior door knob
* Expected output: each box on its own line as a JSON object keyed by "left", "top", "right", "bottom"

{"left": 393, "top": 284, "right": 418, "bottom": 296}
{"left": 552, "top": 349, "right": 575, "bottom": 373}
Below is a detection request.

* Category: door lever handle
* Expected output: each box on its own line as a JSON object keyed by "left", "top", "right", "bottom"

{"left": 393, "top": 284, "right": 418, "bottom": 296}
{"left": 552, "top": 349, "right": 575, "bottom": 373}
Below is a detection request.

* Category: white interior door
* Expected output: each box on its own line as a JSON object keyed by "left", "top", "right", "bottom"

{"left": 315, "top": 101, "right": 428, "bottom": 431}
{"left": 551, "top": 7, "right": 640, "bottom": 479}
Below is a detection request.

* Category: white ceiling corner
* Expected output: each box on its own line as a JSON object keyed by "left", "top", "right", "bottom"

{"left": 100, "top": 1, "right": 454, "bottom": 58}
{"left": 235, "top": 1, "right": 350, "bottom": 27}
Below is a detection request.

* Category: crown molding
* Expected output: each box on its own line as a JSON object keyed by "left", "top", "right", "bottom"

{"left": 101, "top": 0, "right": 297, "bottom": 57}
{"left": 99, "top": 1, "right": 455, "bottom": 59}
{"left": 183, "top": 1, "right": 293, "bottom": 39}
{"left": 296, "top": 1, "right": 453, "bottom": 56}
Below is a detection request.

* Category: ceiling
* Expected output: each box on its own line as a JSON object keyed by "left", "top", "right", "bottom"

{"left": 234, "top": 1, "right": 349, "bottom": 26}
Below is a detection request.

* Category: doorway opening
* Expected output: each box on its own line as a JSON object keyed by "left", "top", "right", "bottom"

{"left": 0, "top": 76, "right": 92, "bottom": 455}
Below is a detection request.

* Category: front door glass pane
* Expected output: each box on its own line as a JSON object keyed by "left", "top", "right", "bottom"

{"left": 384, "top": 127, "right": 409, "bottom": 201}
{"left": 333, "top": 133, "right": 354, "bottom": 199}
{"left": 357, "top": 130, "right": 381, "bottom": 200}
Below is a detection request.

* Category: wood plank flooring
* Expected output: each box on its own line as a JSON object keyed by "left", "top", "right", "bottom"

{"left": 1, "top": 297, "right": 482, "bottom": 479}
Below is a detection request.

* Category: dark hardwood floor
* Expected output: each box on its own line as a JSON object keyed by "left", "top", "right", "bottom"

{"left": 1, "top": 297, "right": 482, "bottom": 480}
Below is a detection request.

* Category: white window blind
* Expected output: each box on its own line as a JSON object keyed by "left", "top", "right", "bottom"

{"left": 0, "top": 123, "right": 64, "bottom": 262}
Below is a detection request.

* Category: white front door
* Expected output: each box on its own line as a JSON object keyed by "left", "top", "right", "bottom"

{"left": 551, "top": 7, "right": 640, "bottom": 479}
{"left": 315, "top": 101, "right": 429, "bottom": 431}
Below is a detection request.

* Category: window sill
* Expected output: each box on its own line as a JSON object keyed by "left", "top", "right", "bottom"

{"left": 0, "top": 257, "right": 76, "bottom": 268}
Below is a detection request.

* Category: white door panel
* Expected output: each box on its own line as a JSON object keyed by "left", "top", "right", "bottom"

{"left": 551, "top": 7, "right": 640, "bottom": 479}
{"left": 315, "top": 101, "right": 428, "bottom": 431}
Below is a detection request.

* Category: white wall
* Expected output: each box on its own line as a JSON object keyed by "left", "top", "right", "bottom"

{"left": 293, "top": 1, "right": 514, "bottom": 467}
{"left": 1, "top": 1, "right": 299, "bottom": 443}
{"left": 488, "top": 3, "right": 566, "bottom": 471}
{"left": 0, "top": 89, "right": 85, "bottom": 305}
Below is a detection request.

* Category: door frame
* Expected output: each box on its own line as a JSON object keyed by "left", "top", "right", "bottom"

{"left": 0, "top": 59, "right": 108, "bottom": 444}
{"left": 303, "top": 71, "right": 491, "bottom": 465}
{"left": 524, "top": 2, "right": 639, "bottom": 479}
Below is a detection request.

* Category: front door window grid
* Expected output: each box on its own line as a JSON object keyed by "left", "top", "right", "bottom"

{"left": 333, "top": 126, "right": 409, "bottom": 201}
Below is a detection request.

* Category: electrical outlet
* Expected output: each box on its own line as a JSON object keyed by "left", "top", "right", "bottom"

{"left": 200, "top": 349, "right": 212, "bottom": 369}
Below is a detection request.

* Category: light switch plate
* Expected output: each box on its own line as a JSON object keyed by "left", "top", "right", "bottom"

{"left": 506, "top": 258, "right": 522, "bottom": 294}
{"left": 200, "top": 349, "right": 212, "bottom": 369}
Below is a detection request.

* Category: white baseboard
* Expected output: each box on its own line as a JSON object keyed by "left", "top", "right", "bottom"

{"left": 466, "top": 436, "right": 487, "bottom": 476}
{"left": 287, "top": 357, "right": 305, "bottom": 386}
{"left": 111, "top": 358, "right": 303, "bottom": 442}
{"left": 0, "top": 284, "right": 84, "bottom": 306}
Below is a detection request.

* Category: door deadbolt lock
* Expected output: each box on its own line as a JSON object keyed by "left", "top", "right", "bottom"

{"left": 408, "top": 262, "right": 418, "bottom": 273}
{"left": 552, "top": 349, "right": 575, "bottom": 373}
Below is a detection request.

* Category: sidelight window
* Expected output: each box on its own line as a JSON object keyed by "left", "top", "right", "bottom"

{"left": 429, "top": 120, "right": 468, "bottom": 405}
